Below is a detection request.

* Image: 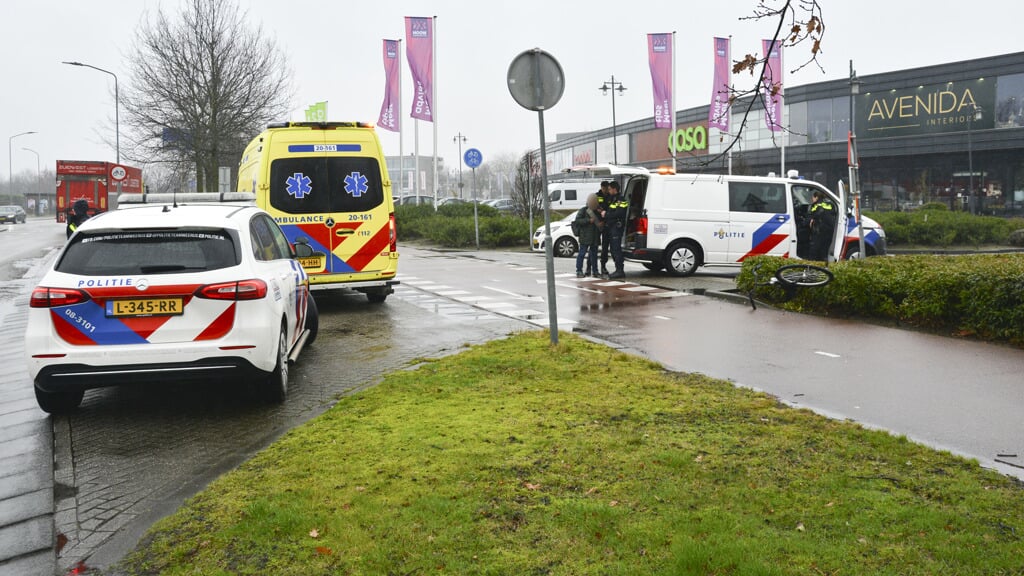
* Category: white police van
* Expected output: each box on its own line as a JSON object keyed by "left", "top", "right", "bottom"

{"left": 560, "top": 165, "right": 887, "bottom": 276}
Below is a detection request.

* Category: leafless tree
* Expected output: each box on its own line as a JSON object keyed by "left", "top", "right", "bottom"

{"left": 511, "top": 151, "right": 545, "bottom": 217}
{"left": 120, "top": 0, "right": 293, "bottom": 191}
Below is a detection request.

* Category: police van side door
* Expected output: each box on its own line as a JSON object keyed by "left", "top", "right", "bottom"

{"left": 726, "top": 181, "right": 792, "bottom": 262}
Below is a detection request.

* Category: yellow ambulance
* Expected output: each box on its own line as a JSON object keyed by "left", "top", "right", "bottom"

{"left": 238, "top": 122, "right": 398, "bottom": 303}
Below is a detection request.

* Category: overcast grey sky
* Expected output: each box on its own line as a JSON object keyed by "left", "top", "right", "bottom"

{"left": 2, "top": 0, "right": 1021, "bottom": 179}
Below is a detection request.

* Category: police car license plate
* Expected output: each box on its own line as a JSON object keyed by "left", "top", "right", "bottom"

{"left": 106, "top": 297, "right": 184, "bottom": 317}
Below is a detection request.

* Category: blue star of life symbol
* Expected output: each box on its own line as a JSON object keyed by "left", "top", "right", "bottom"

{"left": 285, "top": 172, "right": 312, "bottom": 199}
{"left": 344, "top": 171, "right": 369, "bottom": 197}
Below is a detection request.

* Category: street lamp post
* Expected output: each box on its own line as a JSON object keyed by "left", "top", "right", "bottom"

{"left": 62, "top": 61, "right": 119, "bottom": 164}
{"left": 8, "top": 131, "right": 36, "bottom": 205}
{"left": 599, "top": 76, "right": 626, "bottom": 164}
{"left": 967, "top": 104, "right": 983, "bottom": 215}
{"left": 453, "top": 133, "right": 467, "bottom": 199}
{"left": 21, "top": 147, "right": 40, "bottom": 215}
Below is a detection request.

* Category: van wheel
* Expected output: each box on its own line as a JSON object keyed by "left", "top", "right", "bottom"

{"left": 366, "top": 287, "right": 389, "bottom": 304}
{"left": 843, "top": 244, "right": 870, "bottom": 260}
{"left": 553, "top": 237, "right": 578, "bottom": 258}
{"left": 663, "top": 241, "right": 700, "bottom": 277}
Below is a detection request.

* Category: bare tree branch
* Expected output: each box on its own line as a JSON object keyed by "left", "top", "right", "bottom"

{"left": 121, "top": 0, "right": 294, "bottom": 191}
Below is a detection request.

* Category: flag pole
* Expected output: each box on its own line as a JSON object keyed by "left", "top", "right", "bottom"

{"left": 398, "top": 39, "right": 404, "bottom": 196}
{"left": 671, "top": 31, "right": 677, "bottom": 172}
{"left": 431, "top": 15, "right": 438, "bottom": 206}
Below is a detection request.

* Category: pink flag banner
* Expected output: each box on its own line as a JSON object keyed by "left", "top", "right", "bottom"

{"left": 761, "top": 39, "right": 783, "bottom": 132}
{"left": 378, "top": 39, "right": 401, "bottom": 132}
{"left": 708, "top": 37, "right": 731, "bottom": 132}
{"left": 647, "top": 33, "right": 673, "bottom": 129}
{"left": 405, "top": 16, "right": 433, "bottom": 123}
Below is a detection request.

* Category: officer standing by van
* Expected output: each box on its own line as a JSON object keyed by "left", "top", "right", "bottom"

{"left": 808, "top": 190, "right": 837, "bottom": 261}
{"left": 596, "top": 181, "right": 611, "bottom": 276}
{"left": 602, "top": 181, "right": 628, "bottom": 279}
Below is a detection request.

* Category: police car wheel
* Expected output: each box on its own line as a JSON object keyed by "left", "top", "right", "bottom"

{"left": 304, "top": 292, "right": 319, "bottom": 345}
{"left": 263, "top": 328, "right": 289, "bottom": 403}
{"left": 35, "top": 387, "right": 84, "bottom": 414}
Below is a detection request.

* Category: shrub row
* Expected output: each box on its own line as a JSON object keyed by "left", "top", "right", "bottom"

{"left": 868, "top": 206, "right": 1024, "bottom": 247}
{"left": 394, "top": 204, "right": 533, "bottom": 249}
{"left": 737, "top": 255, "right": 1024, "bottom": 346}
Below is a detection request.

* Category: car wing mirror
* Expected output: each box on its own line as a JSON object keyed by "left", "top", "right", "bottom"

{"left": 292, "top": 236, "right": 314, "bottom": 258}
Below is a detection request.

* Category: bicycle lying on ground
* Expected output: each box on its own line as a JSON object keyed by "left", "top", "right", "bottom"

{"left": 746, "top": 262, "right": 834, "bottom": 311}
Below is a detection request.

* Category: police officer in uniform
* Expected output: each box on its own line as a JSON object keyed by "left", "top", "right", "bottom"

{"left": 602, "top": 181, "right": 628, "bottom": 279}
{"left": 66, "top": 199, "right": 91, "bottom": 239}
{"left": 807, "top": 190, "right": 837, "bottom": 261}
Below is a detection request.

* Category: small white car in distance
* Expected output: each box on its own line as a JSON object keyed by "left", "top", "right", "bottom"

{"left": 531, "top": 212, "right": 579, "bottom": 257}
{"left": 26, "top": 195, "right": 318, "bottom": 413}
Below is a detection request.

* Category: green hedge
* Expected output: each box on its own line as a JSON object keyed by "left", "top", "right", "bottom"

{"left": 867, "top": 209, "right": 1024, "bottom": 247}
{"left": 394, "top": 204, "right": 533, "bottom": 249}
{"left": 737, "top": 255, "right": 1024, "bottom": 346}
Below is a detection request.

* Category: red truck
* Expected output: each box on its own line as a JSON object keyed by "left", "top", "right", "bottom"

{"left": 55, "top": 160, "right": 143, "bottom": 223}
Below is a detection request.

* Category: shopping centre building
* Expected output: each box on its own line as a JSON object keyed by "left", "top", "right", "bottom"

{"left": 545, "top": 51, "right": 1024, "bottom": 213}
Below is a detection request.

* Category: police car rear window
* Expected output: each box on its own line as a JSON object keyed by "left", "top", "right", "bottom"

{"left": 56, "top": 230, "right": 239, "bottom": 275}
{"left": 269, "top": 157, "right": 384, "bottom": 214}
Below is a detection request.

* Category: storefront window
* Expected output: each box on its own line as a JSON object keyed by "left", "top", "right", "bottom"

{"left": 807, "top": 99, "right": 832, "bottom": 143}
{"left": 995, "top": 72, "right": 1024, "bottom": 129}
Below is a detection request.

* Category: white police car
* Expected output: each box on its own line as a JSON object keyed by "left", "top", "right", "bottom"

{"left": 26, "top": 194, "right": 317, "bottom": 413}
{"left": 531, "top": 212, "right": 579, "bottom": 257}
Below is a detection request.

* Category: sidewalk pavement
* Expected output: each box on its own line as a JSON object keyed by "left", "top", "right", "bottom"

{"left": 0, "top": 256, "right": 56, "bottom": 575}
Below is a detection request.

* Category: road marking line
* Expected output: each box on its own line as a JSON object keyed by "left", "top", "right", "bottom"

{"left": 814, "top": 351, "right": 841, "bottom": 358}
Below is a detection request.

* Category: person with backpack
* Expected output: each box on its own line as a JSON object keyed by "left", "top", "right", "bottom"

{"left": 573, "top": 193, "right": 601, "bottom": 278}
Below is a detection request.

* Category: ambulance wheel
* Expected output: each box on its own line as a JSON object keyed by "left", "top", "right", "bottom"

{"left": 366, "top": 288, "right": 389, "bottom": 304}
{"left": 263, "top": 326, "right": 289, "bottom": 403}
{"left": 35, "top": 387, "right": 84, "bottom": 414}
{"left": 663, "top": 240, "right": 700, "bottom": 277}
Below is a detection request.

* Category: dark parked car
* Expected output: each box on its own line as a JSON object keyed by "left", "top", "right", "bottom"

{"left": 0, "top": 205, "right": 26, "bottom": 224}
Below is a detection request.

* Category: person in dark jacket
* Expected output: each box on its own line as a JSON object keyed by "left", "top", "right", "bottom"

{"left": 595, "top": 181, "right": 611, "bottom": 275}
{"left": 602, "top": 181, "right": 628, "bottom": 279}
{"left": 574, "top": 193, "right": 601, "bottom": 277}
{"left": 66, "top": 199, "right": 91, "bottom": 239}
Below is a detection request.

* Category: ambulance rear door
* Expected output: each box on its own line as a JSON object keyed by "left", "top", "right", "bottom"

{"left": 265, "top": 127, "right": 391, "bottom": 282}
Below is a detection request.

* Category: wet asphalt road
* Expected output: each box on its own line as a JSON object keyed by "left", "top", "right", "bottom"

{"left": 2, "top": 231, "right": 1023, "bottom": 574}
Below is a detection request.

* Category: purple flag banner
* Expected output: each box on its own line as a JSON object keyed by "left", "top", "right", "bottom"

{"left": 762, "top": 39, "right": 783, "bottom": 132}
{"left": 708, "top": 37, "right": 731, "bottom": 132}
{"left": 378, "top": 39, "right": 400, "bottom": 132}
{"left": 647, "top": 33, "right": 673, "bottom": 129}
{"left": 405, "top": 17, "right": 433, "bottom": 123}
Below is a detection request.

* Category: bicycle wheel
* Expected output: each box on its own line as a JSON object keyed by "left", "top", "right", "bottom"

{"left": 775, "top": 264, "right": 834, "bottom": 288}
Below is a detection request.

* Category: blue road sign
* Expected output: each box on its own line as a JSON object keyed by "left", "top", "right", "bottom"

{"left": 464, "top": 148, "right": 482, "bottom": 169}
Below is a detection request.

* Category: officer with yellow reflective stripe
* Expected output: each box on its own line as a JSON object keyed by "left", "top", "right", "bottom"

{"left": 66, "top": 199, "right": 91, "bottom": 239}
{"left": 601, "top": 181, "right": 628, "bottom": 279}
{"left": 808, "top": 190, "right": 836, "bottom": 261}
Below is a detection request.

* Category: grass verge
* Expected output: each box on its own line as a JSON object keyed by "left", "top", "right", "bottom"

{"left": 119, "top": 332, "right": 1023, "bottom": 575}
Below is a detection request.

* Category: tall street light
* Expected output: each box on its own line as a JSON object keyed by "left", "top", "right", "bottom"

{"left": 967, "top": 104, "right": 983, "bottom": 215}
{"left": 63, "top": 61, "right": 119, "bottom": 164}
{"left": 599, "top": 76, "right": 626, "bottom": 164}
{"left": 22, "top": 147, "right": 40, "bottom": 215}
{"left": 8, "top": 131, "right": 36, "bottom": 205}
{"left": 453, "top": 133, "right": 467, "bottom": 199}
